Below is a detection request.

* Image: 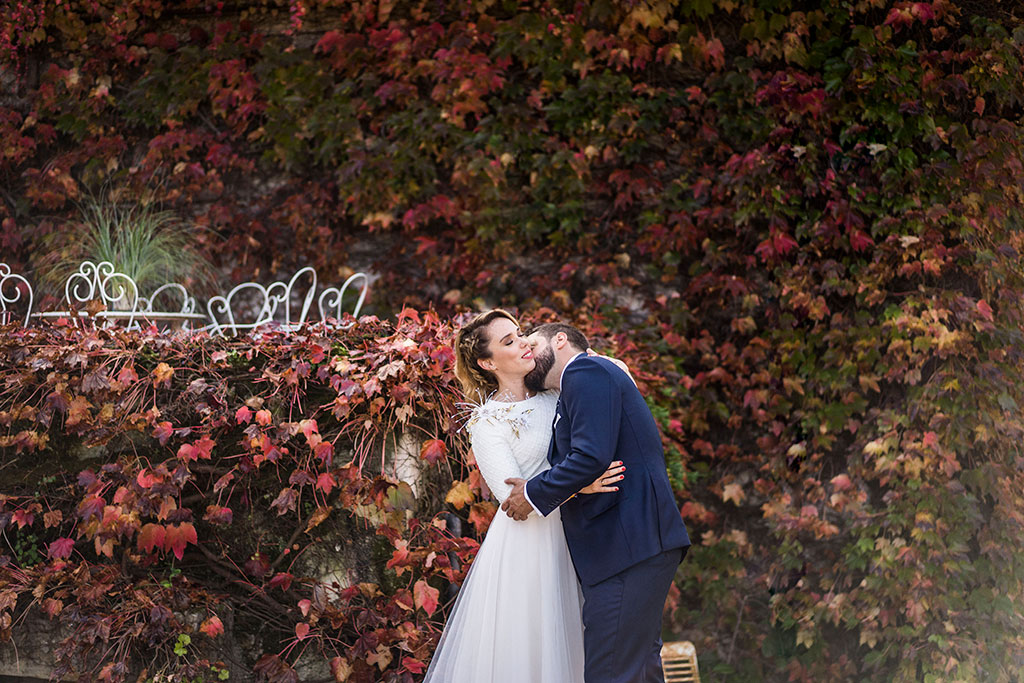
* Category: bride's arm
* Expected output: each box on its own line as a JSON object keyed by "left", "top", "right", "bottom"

{"left": 579, "top": 461, "right": 625, "bottom": 495}
{"left": 586, "top": 348, "right": 637, "bottom": 386}
{"left": 468, "top": 420, "right": 525, "bottom": 505}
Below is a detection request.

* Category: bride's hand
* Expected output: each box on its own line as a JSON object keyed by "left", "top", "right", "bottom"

{"left": 586, "top": 348, "right": 637, "bottom": 386}
{"left": 580, "top": 461, "right": 625, "bottom": 495}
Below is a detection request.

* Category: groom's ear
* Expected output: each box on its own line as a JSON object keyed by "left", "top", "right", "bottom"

{"left": 553, "top": 332, "right": 568, "bottom": 350}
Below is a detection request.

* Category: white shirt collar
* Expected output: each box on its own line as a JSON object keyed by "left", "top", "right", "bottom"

{"left": 558, "top": 351, "right": 585, "bottom": 390}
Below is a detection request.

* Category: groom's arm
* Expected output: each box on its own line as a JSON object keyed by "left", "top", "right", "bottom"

{"left": 525, "top": 361, "right": 622, "bottom": 517}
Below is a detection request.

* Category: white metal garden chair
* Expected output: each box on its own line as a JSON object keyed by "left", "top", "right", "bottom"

{"left": 317, "top": 272, "right": 369, "bottom": 327}
{"left": 35, "top": 261, "right": 203, "bottom": 330}
{"left": 206, "top": 266, "right": 318, "bottom": 336}
{"left": 207, "top": 267, "right": 368, "bottom": 336}
{"left": 0, "top": 263, "right": 34, "bottom": 326}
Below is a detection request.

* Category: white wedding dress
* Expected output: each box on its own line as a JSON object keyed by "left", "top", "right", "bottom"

{"left": 424, "top": 391, "right": 585, "bottom": 683}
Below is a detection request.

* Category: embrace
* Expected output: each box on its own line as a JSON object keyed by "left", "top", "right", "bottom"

{"left": 424, "top": 310, "right": 691, "bottom": 683}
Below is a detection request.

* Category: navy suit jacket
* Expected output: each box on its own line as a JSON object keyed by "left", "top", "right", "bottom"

{"left": 526, "top": 355, "right": 690, "bottom": 586}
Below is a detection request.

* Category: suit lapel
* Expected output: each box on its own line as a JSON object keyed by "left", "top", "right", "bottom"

{"left": 547, "top": 397, "right": 561, "bottom": 464}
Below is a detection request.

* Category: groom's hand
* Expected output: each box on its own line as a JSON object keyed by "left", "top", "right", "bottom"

{"left": 501, "top": 478, "right": 532, "bottom": 521}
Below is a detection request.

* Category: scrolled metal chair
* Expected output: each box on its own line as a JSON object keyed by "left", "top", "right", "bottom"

{"left": 31, "top": 261, "right": 202, "bottom": 330}
{"left": 268, "top": 266, "right": 318, "bottom": 330}
{"left": 138, "top": 282, "right": 201, "bottom": 329}
{"left": 64, "top": 260, "right": 141, "bottom": 325}
{"left": 661, "top": 640, "right": 701, "bottom": 683}
{"left": 317, "top": 272, "right": 368, "bottom": 326}
{"left": 206, "top": 267, "right": 320, "bottom": 336}
{"left": 0, "top": 263, "right": 34, "bottom": 326}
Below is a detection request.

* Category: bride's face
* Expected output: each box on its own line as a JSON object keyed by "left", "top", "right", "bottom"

{"left": 478, "top": 317, "right": 535, "bottom": 382}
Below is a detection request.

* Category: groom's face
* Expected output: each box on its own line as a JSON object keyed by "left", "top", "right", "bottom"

{"left": 524, "top": 332, "right": 555, "bottom": 392}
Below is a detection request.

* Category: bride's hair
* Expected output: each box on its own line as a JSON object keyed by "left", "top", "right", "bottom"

{"left": 454, "top": 309, "right": 520, "bottom": 403}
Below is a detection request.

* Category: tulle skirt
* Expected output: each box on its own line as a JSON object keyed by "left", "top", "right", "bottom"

{"left": 424, "top": 507, "right": 585, "bottom": 683}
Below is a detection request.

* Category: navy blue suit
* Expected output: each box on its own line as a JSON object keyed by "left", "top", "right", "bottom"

{"left": 526, "top": 355, "right": 690, "bottom": 682}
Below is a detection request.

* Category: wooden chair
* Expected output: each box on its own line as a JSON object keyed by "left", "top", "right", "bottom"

{"left": 662, "top": 640, "right": 701, "bottom": 682}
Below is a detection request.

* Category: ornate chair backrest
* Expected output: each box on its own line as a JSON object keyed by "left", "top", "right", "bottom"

{"left": 317, "top": 272, "right": 369, "bottom": 325}
{"left": 270, "top": 266, "right": 317, "bottom": 329}
{"left": 207, "top": 267, "right": 318, "bottom": 336}
{"left": 0, "top": 263, "right": 34, "bottom": 326}
{"left": 661, "top": 640, "right": 700, "bottom": 683}
{"left": 64, "top": 261, "right": 140, "bottom": 325}
{"left": 138, "top": 283, "right": 200, "bottom": 330}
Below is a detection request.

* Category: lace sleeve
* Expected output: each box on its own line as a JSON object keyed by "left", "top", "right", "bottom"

{"left": 468, "top": 413, "right": 525, "bottom": 504}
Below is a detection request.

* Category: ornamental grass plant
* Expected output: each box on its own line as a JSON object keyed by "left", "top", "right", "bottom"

{"left": 37, "top": 194, "right": 215, "bottom": 301}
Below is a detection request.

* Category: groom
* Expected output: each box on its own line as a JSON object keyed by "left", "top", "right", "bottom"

{"left": 501, "top": 322, "right": 691, "bottom": 683}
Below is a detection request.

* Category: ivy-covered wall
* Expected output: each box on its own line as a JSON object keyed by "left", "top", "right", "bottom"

{"left": 3, "top": 1, "right": 1024, "bottom": 681}
{"left": 0, "top": 314, "right": 467, "bottom": 683}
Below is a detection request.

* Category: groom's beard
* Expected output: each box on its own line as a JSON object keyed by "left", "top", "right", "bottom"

{"left": 525, "top": 347, "right": 554, "bottom": 394}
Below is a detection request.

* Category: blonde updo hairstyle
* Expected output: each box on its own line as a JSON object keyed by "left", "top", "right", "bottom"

{"left": 454, "top": 309, "right": 520, "bottom": 403}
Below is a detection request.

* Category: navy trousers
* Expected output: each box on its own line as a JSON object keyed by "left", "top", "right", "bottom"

{"left": 581, "top": 548, "right": 685, "bottom": 683}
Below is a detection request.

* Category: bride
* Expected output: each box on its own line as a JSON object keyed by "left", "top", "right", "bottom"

{"left": 424, "top": 309, "right": 626, "bottom": 682}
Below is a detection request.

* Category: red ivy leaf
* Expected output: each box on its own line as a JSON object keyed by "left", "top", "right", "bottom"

{"left": 48, "top": 537, "right": 75, "bottom": 560}
{"left": 164, "top": 522, "right": 197, "bottom": 560}
{"left": 113, "top": 486, "right": 131, "bottom": 504}
{"left": 402, "top": 657, "right": 426, "bottom": 674}
{"left": 386, "top": 539, "right": 410, "bottom": 575}
{"left": 138, "top": 523, "right": 166, "bottom": 554}
{"left": 214, "top": 471, "right": 235, "bottom": 493}
{"left": 41, "top": 597, "right": 63, "bottom": 617}
{"left": 204, "top": 504, "right": 233, "bottom": 525}
{"left": 177, "top": 443, "right": 196, "bottom": 461}
{"left": 200, "top": 615, "right": 224, "bottom": 637}
{"left": 468, "top": 502, "right": 497, "bottom": 535}
{"left": 11, "top": 508, "right": 34, "bottom": 529}
{"left": 269, "top": 572, "right": 293, "bottom": 591}
{"left": 235, "top": 405, "right": 252, "bottom": 424}
{"left": 152, "top": 362, "right": 174, "bottom": 388}
{"left": 314, "top": 440, "right": 334, "bottom": 465}
{"left": 444, "top": 480, "right": 474, "bottom": 509}
{"left": 77, "top": 469, "right": 98, "bottom": 488}
{"left": 316, "top": 472, "right": 336, "bottom": 495}
{"left": 193, "top": 435, "right": 215, "bottom": 459}
{"left": 413, "top": 579, "right": 439, "bottom": 616}
{"left": 977, "top": 299, "right": 994, "bottom": 321}
{"left": 294, "top": 622, "right": 310, "bottom": 640}
{"left": 66, "top": 395, "right": 92, "bottom": 426}
{"left": 137, "top": 470, "right": 157, "bottom": 489}
{"left": 271, "top": 487, "right": 298, "bottom": 515}
{"left": 152, "top": 421, "right": 173, "bottom": 446}
{"left": 830, "top": 474, "right": 853, "bottom": 491}
{"left": 254, "top": 655, "right": 298, "bottom": 683}
{"left": 77, "top": 494, "right": 104, "bottom": 522}
{"left": 300, "top": 418, "right": 319, "bottom": 440}
{"left": 329, "top": 657, "right": 352, "bottom": 682}
{"left": 178, "top": 436, "right": 215, "bottom": 462}
{"left": 849, "top": 229, "right": 874, "bottom": 252}
{"left": 419, "top": 439, "right": 446, "bottom": 465}
{"left": 393, "top": 588, "right": 414, "bottom": 611}
{"left": 115, "top": 364, "right": 139, "bottom": 386}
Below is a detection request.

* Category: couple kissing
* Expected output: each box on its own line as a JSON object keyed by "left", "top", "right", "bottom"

{"left": 424, "top": 309, "right": 690, "bottom": 683}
